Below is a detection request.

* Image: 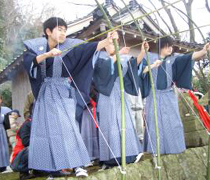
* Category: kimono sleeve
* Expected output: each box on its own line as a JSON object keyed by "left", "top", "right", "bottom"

{"left": 93, "top": 57, "right": 117, "bottom": 96}
{"left": 139, "top": 58, "right": 151, "bottom": 98}
{"left": 123, "top": 57, "right": 139, "bottom": 96}
{"left": 23, "top": 50, "right": 43, "bottom": 99}
{"left": 18, "top": 121, "right": 31, "bottom": 147}
{"left": 62, "top": 42, "right": 98, "bottom": 99}
{"left": 23, "top": 50, "right": 39, "bottom": 79}
{"left": 172, "top": 53, "right": 193, "bottom": 89}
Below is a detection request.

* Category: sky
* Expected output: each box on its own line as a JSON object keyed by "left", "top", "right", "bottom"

{"left": 15, "top": 0, "right": 210, "bottom": 43}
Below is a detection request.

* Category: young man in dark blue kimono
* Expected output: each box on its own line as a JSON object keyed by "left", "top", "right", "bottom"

{"left": 92, "top": 41, "right": 149, "bottom": 167}
{"left": 140, "top": 36, "right": 210, "bottom": 155}
{"left": 23, "top": 17, "right": 118, "bottom": 177}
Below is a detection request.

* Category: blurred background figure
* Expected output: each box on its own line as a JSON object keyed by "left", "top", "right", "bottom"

{"left": 6, "top": 110, "right": 21, "bottom": 149}
{"left": 0, "top": 94, "right": 11, "bottom": 173}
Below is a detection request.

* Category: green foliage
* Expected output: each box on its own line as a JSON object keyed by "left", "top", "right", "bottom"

{"left": 0, "top": 56, "right": 7, "bottom": 71}
{"left": 192, "top": 76, "right": 210, "bottom": 94}
{"left": 11, "top": 23, "right": 43, "bottom": 58}
{"left": 0, "top": 172, "right": 46, "bottom": 180}
{"left": 0, "top": 82, "right": 12, "bottom": 108}
{"left": 0, "top": 0, "right": 44, "bottom": 69}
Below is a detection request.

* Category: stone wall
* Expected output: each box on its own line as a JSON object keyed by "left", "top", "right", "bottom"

{"left": 56, "top": 146, "right": 208, "bottom": 180}
{"left": 54, "top": 92, "right": 209, "bottom": 180}
{"left": 178, "top": 93, "right": 208, "bottom": 148}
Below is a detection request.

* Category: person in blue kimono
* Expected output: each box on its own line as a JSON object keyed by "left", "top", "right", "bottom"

{"left": 93, "top": 41, "right": 148, "bottom": 167}
{"left": 140, "top": 36, "right": 210, "bottom": 154}
{"left": 0, "top": 95, "right": 11, "bottom": 173}
{"left": 23, "top": 17, "right": 118, "bottom": 177}
{"left": 80, "top": 89, "right": 99, "bottom": 163}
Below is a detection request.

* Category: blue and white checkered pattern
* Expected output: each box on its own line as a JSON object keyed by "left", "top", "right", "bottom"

{"left": 97, "top": 56, "right": 143, "bottom": 161}
{"left": 28, "top": 39, "right": 91, "bottom": 171}
{"left": 143, "top": 53, "right": 186, "bottom": 154}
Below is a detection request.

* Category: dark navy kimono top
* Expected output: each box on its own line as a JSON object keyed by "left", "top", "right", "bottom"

{"left": 139, "top": 53, "right": 193, "bottom": 98}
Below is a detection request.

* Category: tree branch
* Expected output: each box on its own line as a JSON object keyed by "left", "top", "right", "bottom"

{"left": 147, "top": 0, "right": 174, "bottom": 35}
{"left": 182, "top": 0, "right": 195, "bottom": 42}
{"left": 205, "top": 0, "right": 210, "bottom": 13}
{"left": 159, "top": 0, "right": 180, "bottom": 40}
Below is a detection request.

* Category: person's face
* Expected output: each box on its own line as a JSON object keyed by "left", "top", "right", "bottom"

{"left": 47, "top": 26, "right": 67, "bottom": 44}
{"left": 11, "top": 112, "right": 19, "bottom": 119}
{"left": 105, "top": 43, "right": 115, "bottom": 56}
{"left": 161, "top": 45, "right": 173, "bottom": 56}
{"left": 0, "top": 98, "right": 2, "bottom": 105}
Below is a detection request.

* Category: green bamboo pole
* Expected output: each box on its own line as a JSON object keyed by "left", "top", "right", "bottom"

{"left": 206, "top": 51, "right": 210, "bottom": 180}
{"left": 207, "top": 95, "right": 210, "bottom": 180}
{"left": 120, "top": 1, "right": 161, "bottom": 179}
{"left": 94, "top": 1, "right": 126, "bottom": 180}
{"left": 200, "top": 27, "right": 210, "bottom": 180}
{"left": 197, "top": 21, "right": 210, "bottom": 180}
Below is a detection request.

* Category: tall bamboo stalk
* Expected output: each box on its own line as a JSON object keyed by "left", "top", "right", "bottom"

{"left": 94, "top": 1, "right": 126, "bottom": 180}
{"left": 120, "top": 1, "right": 161, "bottom": 179}
{"left": 206, "top": 52, "right": 210, "bottom": 180}
{"left": 207, "top": 99, "right": 210, "bottom": 180}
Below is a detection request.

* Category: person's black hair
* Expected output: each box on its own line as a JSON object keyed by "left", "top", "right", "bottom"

{"left": 157, "top": 36, "right": 174, "bottom": 52}
{"left": 43, "top": 17, "right": 67, "bottom": 39}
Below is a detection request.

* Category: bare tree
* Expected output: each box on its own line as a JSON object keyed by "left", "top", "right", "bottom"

{"left": 148, "top": 0, "right": 209, "bottom": 93}
{"left": 147, "top": 0, "right": 174, "bottom": 35}
{"left": 163, "top": 0, "right": 205, "bottom": 41}
{"left": 205, "top": 0, "right": 210, "bottom": 13}
{"left": 182, "top": 0, "right": 195, "bottom": 42}
{"left": 0, "top": 0, "right": 57, "bottom": 65}
{"left": 0, "top": 0, "right": 22, "bottom": 62}
{"left": 67, "top": 2, "right": 96, "bottom": 7}
{"left": 159, "top": 0, "right": 180, "bottom": 40}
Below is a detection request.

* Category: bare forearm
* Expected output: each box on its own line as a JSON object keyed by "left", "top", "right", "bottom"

{"left": 36, "top": 53, "right": 49, "bottom": 64}
{"left": 137, "top": 51, "right": 145, "bottom": 65}
{"left": 143, "top": 64, "right": 156, "bottom": 73}
{"left": 96, "top": 39, "right": 109, "bottom": 51}
{"left": 192, "top": 49, "right": 207, "bottom": 61}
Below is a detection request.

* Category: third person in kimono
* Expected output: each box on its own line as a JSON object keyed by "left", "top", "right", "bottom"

{"left": 93, "top": 41, "right": 148, "bottom": 167}
{"left": 140, "top": 36, "right": 210, "bottom": 154}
